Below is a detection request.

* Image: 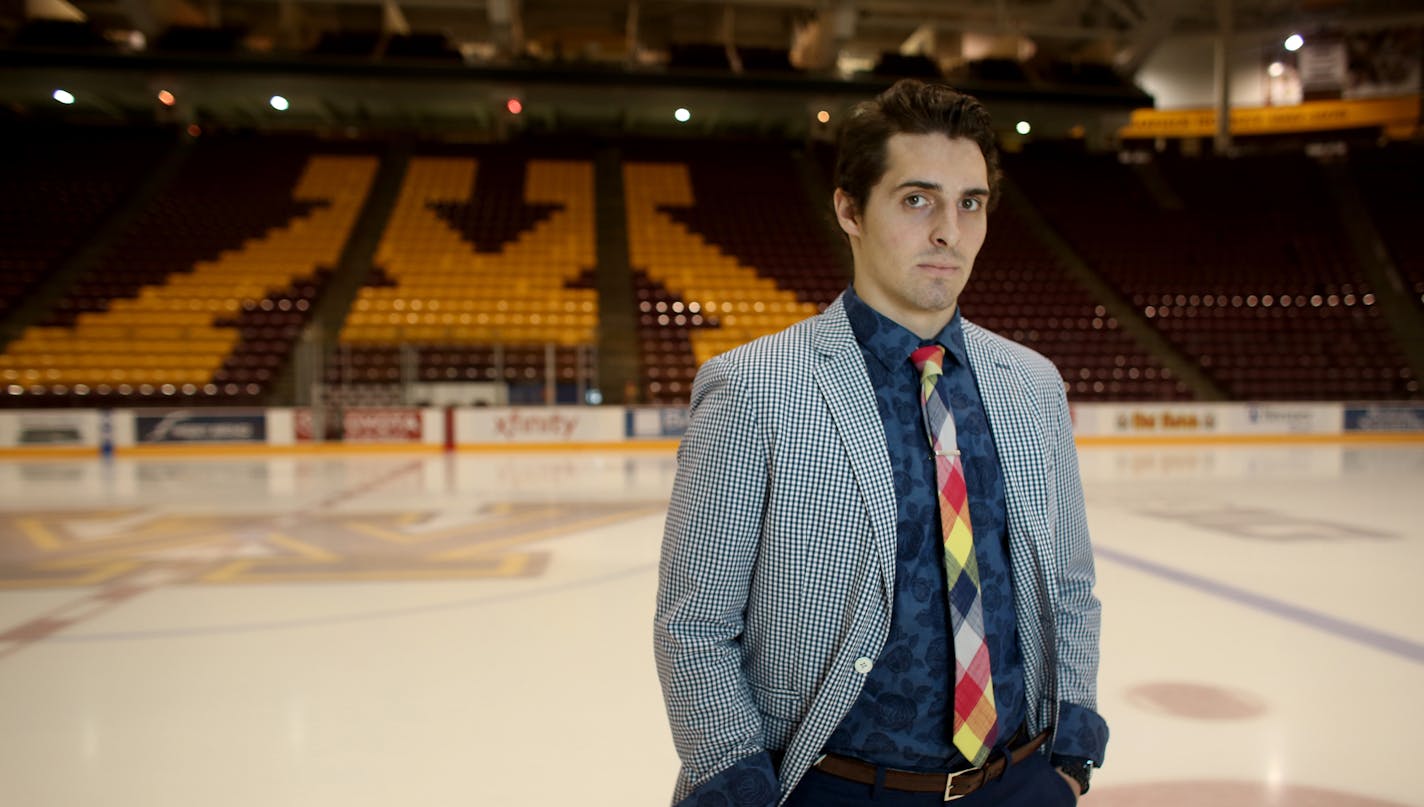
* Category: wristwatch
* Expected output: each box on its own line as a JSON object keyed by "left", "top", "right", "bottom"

{"left": 1057, "top": 759, "right": 1094, "bottom": 795}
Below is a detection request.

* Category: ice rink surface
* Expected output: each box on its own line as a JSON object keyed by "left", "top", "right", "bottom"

{"left": 1, "top": 441, "right": 1421, "bottom": 806}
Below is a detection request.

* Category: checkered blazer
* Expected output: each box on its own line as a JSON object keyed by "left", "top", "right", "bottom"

{"left": 655, "top": 294, "right": 1101, "bottom": 805}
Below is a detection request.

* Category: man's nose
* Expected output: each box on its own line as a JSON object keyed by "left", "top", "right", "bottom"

{"left": 931, "top": 209, "right": 959, "bottom": 248}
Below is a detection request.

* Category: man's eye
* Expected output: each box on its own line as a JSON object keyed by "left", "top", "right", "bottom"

{"left": 905, "top": 194, "right": 927, "bottom": 207}
{"left": 961, "top": 197, "right": 984, "bottom": 211}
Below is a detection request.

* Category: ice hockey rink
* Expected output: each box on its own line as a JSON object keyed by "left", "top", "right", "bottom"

{"left": 1, "top": 440, "right": 1421, "bottom": 807}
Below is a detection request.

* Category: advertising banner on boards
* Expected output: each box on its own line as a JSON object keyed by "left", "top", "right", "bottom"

{"left": 455, "top": 407, "right": 624, "bottom": 445}
{"left": 0, "top": 411, "right": 100, "bottom": 448}
{"left": 295, "top": 408, "right": 424, "bottom": 442}
{"left": 134, "top": 411, "right": 267, "bottom": 444}
{"left": 626, "top": 407, "right": 690, "bottom": 439}
{"left": 1343, "top": 405, "right": 1424, "bottom": 432}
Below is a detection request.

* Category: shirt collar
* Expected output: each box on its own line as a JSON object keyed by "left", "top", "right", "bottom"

{"left": 842, "top": 286, "right": 969, "bottom": 373}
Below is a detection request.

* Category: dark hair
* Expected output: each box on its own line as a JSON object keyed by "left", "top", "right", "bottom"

{"left": 834, "top": 79, "right": 1002, "bottom": 215}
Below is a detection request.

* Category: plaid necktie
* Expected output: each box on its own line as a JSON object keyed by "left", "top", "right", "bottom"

{"left": 911, "top": 344, "right": 1000, "bottom": 767}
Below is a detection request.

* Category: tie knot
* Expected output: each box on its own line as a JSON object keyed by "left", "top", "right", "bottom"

{"left": 911, "top": 344, "right": 945, "bottom": 380}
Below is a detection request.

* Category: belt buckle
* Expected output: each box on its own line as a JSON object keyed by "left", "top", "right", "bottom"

{"left": 943, "top": 765, "right": 977, "bottom": 802}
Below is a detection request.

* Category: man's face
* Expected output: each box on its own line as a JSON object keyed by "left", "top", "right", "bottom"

{"left": 835, "top": 132, "right": 990, "bottom": 338}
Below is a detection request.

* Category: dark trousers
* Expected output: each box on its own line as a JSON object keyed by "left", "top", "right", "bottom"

{"left": 784, "top": 751, "right": 1076, "bottom": 807}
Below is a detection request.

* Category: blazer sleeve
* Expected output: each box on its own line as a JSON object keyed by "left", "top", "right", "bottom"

{"left": 1046, "top": 378, "right": 1109, "bottom": 761}
{"left": 654, "top": 352, "right": 777, "bottom": 802}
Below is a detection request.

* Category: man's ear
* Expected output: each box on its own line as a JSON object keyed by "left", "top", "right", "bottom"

{"left": 833, "top": 188, "right": 861, "bottom": 239}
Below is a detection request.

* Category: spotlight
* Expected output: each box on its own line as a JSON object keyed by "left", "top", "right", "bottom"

{"left": 1284, "top": 34, "right": 1304, "bottom": 52}
{"left": 816, "top": 110, "right": 831, "bottom": 124}
{"left": 674, "top": 107, "right": 691, "bottom": 123}
{"left": 506, "top": 98, "right": 523, "bottom": 115}
{"left": 1016, "top": 120, "right": 1032, "bottom": 135}
{"left": 158, "top": 90, "right": 176, "bottom": 106}
{"left": 53, "top": 89, "right": 75, "bottom": 105}
{"left": 1268, "top": 62, "right": 1285, "bottom": 77}
{"left": 269, "top": 95, "right": 290, "bottom": 111}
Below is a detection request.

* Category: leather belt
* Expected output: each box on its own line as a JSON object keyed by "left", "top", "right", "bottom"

{"left": 813, "top": 730, "right": 1050, "bottom": 801}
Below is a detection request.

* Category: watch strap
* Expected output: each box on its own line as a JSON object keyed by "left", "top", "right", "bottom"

{"left": 1057, "top": 759, "right": 1094, "bottom": 794}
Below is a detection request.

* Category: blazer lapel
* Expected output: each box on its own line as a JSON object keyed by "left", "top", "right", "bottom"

{"left": 963, "top": 322, "right": 1058, "bottom": 729}
{"left": 812, "top": 300, "right": 898, "bottom": 606}
{"left": 963, "top": 324, "right": 1052, "bottom": 555}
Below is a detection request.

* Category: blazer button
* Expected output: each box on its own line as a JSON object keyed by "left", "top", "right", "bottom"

{"left": 853, "top": 657, "right": 873, "bottom": 674}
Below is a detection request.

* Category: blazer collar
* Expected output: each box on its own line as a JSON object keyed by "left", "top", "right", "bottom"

{"left": 812, "top": 294, "right": 859, "bottom": 359}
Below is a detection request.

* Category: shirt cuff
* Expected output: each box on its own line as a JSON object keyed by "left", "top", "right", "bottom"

{"left": 674, "top": 752, "right": 780, "bottom": 807}
{"left": 1051, "top": 701, "right": 1109, "bottom": 765}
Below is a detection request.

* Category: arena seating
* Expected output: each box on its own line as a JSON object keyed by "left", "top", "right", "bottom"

{"left": 973, "top": 200, "right": 1191, "bottom": 401}
{"left": 384, "top": 33, "right": 463, "bottom": 62}
{"left": 0, "top": 127, "right": 168, "bottom": 321}
{"left": 960, "top": 58, "right": 1030, "bottom": 84}
{"left": 623, "top": 144, "right": 842, "bottom": 404}
{"left": 873, "top": 53, "right": 941, "bottom": 78}
{"left": 667, "top": 44, "right": 733, "bottom": 71}
{"left": 335, "top": 151, "right": 597, "bottom": 400}
{"left": 1030, "top": 59, "right": 1135, "bottom": 89}
{"left": 1349, "top": 143, "right": 1424, "bottom": 310}
{"left": 0, "top": 136, "right": 377, "bottom": 406}
{"left": 1005, "top": 148, "right": 1417, "bottom": 400}
{"left": 1, "top": 128, "right": 1419, "bottom": 410}
{"left": 311, "top": 30, "right": 382, "bottom": 58}
{"left": 10, "top": 19, "right": 111, "bottom": 49}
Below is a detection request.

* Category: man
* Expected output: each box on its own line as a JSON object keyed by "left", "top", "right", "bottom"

{"left": 654, "top": 79, "right": 1107, "bottom": 806}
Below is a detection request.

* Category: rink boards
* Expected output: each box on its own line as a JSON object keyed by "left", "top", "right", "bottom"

{"left": 0, "top": 401, "right": 1421, "bottom": 455}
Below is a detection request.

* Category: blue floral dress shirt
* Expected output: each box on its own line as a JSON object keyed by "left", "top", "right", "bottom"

{"left": 824, "top": 287, "right": 1026, "bottom": 770}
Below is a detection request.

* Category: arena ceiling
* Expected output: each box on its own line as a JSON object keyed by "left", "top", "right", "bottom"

{"left": 2, "top": 0, "right": 1421, "bottom": 139}
{"left": 46, "top": 0, "right": 1424, "bottom": 57}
